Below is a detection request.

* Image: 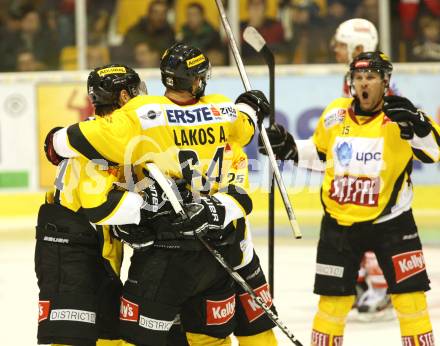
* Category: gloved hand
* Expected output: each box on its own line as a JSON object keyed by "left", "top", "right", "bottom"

{"left": 112, "top": 224, "right": 155, "bottom": 251}
{"left": 139, "top": 174, "right": 192, "bottom": 223}
{"left": 235, "top": 90, "right": 271, "bottom": 127}
{"left": 153, "top": 196, "right": 226, "bottom": 240}
{"left": 258, "top": 124, "right": 297, "bottom": 161}
{"left": 383, "top": 96, "right": 432, "bottom": 139}
{"left": 44, "top": 127, "right": 66, "bottom": 166}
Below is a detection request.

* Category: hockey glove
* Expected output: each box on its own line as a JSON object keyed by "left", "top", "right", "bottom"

{"left": 235, "top": 90, "right": 271, "bottom": 127}
{"left": 112, "top": 224, "right": 155, "bottom": 251}
{"left": 139, "top": 174, "right": 192, "bottom": 223}
{"left": 383, "top": 96, "right": 432, "bottom": 139}
{"left": 154, "top": 196, "right": 226, "bottom": 240}
{"left": 44, "top": 127, "right": 66, "bottom": 166}
{"left": 258, "top": 124, "right": 298, "bottom": 161}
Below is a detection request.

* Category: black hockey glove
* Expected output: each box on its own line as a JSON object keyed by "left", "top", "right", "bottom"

{"left": 153, "top": 196, "right": 226, "bottom": 240}
{"left": 112, "top": 224, "right": 155, "bottom": 251}
{"left": 383, "top": 96, "right": 432, "bottom": 139}
{"left": 235, "top": 90, "right": 270, "bottom": 127}
{"left": 44, "top": 127, "right": 66, "bottom": 166}
{"left": 258, "top": 124, "right": 298, "bottom": 161}
{"left": 139, "top": 174, "right": 192, "bottom": 223}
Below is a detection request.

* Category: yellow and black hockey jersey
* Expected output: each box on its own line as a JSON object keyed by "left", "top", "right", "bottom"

{"left": 313, "top": 97, "right": 440, "bottom": 226}
{"left": 54, "top": 94, "right": 256, "bottom": 219}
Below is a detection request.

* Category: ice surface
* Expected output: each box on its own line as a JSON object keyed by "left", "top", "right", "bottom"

{"left": 2, "top": 235, "right": 439, "bottom": 346}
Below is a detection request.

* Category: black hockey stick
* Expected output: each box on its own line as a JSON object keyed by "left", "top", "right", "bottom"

{"left": 243, "top": 26, "right": 276, "bottom": 297}
{"left": 146, "top": 163, "right": 304, "bottom": 346}
{"left": 214, "top": 0, "right": 302, "bottom": 239}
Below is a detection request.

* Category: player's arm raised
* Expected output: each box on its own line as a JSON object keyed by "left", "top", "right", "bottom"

{"left": 383, "top": 95, "right": 440, "bottom": 163}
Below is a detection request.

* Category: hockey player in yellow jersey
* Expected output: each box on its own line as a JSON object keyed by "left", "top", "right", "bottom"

{"left": 36, "top": 64, "right": 147, "bottom": 346}
{"left": 44, "top": 43, "right": 276, "bottom": 346}
{"left": 259, "top": 51, "right": 438, "bottom": 346}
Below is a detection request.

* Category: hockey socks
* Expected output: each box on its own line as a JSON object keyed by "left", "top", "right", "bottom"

{"left": 391, "top": 292, "right": 435, "bottom": 346}
{"left": 311, "top": 295, "right": 355, "bottom": 346}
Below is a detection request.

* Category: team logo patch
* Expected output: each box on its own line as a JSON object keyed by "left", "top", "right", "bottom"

{"left": 239, "top": 283, "right": 273, "bottom": 322}
{"left": 324, "top": 108, "right": 345, "bottom": 128}
{"left": 186, "top": 54, "right": 206, "bottom": 68}
{"left": 392, "top": 250, "right": 426, "bottom": 283}
{"left": 97, "top": 66, "right": 126, "bottom": 76}
{"left": 206, "top": 295, "right": 235, "bottom": 325}
{"left": 311, "top": 330, "right": 330, "bottom": 346}
{"left": 120, "top": 297, "right": 139, "bottom": 322}
{"left": 335, "top": 141, "right": 352, "bottom": 167}
{"left": 38, "top": 300, "right": 50, "bottom": 323}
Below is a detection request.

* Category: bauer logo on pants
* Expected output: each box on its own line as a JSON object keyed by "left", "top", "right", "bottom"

{"left": 206, "top": 295, "right": 235, "bottom": 325}
{"left": 120, "top": 297, "right": 139, "bottom": 322}
{"left": 239, "top": 283, "right": 273, "bottom": 322}
{"left": 392, "top": 250, "right": 426, "bottom": 283}
{"left": 38, "top": 300, "right": 50, "bottom": 323}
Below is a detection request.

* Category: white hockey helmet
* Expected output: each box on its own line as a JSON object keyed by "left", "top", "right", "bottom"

{"left": 334, "top": 18, "right": 378, "bottom": 62}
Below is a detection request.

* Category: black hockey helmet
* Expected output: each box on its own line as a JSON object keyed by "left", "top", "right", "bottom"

{"left": 350, "top": 51, "right": 393, "bottom": 79}
{"left": 349, "top": 51, "right": 393, "bottom": 95}
{"left": 87, "top": 64, "right": 145, "bottom": 107}
{"left": 160, "top": 43, "right": 211, "bottom": 98}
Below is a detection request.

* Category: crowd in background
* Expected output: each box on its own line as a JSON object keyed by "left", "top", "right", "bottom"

{"left": 0, "top": 0, "right": 439, "bottom": 72}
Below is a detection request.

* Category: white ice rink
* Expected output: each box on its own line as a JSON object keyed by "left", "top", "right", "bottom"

{"left": 2, "top": 234, "right": 439, "bottom": 346}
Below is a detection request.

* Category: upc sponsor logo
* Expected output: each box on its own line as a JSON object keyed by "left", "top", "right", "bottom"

{"left": 50, "top": 309, "right": 96, "bottom": 324}
{"left": 139, "top": 315, "right": 174, "bottom": 331}
{"left": 239, "top": 283, "right": 273, "bottom": 322}
{"left": 206, "top": 295, "right": 235, "bottom": 325}
{"left": 333, "top": 137, "right": 384, "bottom": 176}
{"left": 329, "top": 175, "right": 380, "bottom": 206}
{"left": 311, "top": 330, "right": 330, "bottom": 346}
{"left": 120, "top": 297, "right": 139, "bottom": 322}
{"left": 38, "top": 300, "right": 50, "bottom": 323}
{"left": 392, "top": 250, "right": 426, "bottom": 283}
{"left": 418, "top": 331, "right": 435, "bottom": 346}
{"left": 316, "top": 263, "right": 344, "bottom": 278}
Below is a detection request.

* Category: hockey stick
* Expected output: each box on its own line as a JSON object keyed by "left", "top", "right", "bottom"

{"left": 145, "top": 162, "right": 304, "bottom": 346}
{"left": 243, "top": 26, "right": 275, "bottom": 296}
{"left": 214, "top": 0, "right": 302, "bottom": 239}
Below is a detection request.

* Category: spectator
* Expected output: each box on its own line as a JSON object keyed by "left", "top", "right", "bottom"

{"left": 15, "top": 49, "right": 45, "bottom": 71}
{"left": 178, "top": 2, "right": 221, "bottom": 51}
{"left": 133, "top": 41, "right": 160, "bottom": 68}
{"left": 240, "top": 0, "right": 287, "bottom": 64}
{"left": 323, "top": 0, "right": 352, "bottom": 61}
{"left": 4, "top": 5, "right": 60, "bottom": 70}
{"left": 287, "top": 0, "right": 327, "bottom": 63}
{"left": 86, "top": 45, "right": 110, "bottom": 68}
{"left": 87, "top": 0, "right": 116, "bottom": 45}
{"left": 411, "top": 15, "right": 440, "bottom": 61}
{"left": 0, "top": 5, "right": 22, "bottom": 71}
{"left": 354, "top": 0, "right": 380, "bottom": 28}
{"left": 122, "top": 0, "right": 174, "bottom": 56}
